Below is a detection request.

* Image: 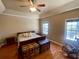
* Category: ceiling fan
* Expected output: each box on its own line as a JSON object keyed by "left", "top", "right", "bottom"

{"left": 20, "top": 0, "right": 45, "bottom": 12}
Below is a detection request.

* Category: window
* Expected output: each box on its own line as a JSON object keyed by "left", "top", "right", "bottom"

{"left": 65, "top": 20, "right": 79, "bottom": 41}
{"left": 42, "top": 23, "right": 48, "bottom": 35}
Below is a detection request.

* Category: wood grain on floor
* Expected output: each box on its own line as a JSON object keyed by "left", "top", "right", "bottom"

{"left": 0, "top": 43, "right": 69, "bottom": 59}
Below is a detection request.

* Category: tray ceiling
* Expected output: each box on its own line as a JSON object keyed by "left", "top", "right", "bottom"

{"left": 2, "top": 0, "right": 77, "bottom": 18}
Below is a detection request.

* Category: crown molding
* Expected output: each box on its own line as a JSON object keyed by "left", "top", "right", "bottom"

{"left": 0, "top": 0, "right": 5, "bottom": 14}
{"left": 1, "top": 9, "right": 39, "bottom": 19}
{"left": 40, "top": 0, "right": 79, "bottom": 19}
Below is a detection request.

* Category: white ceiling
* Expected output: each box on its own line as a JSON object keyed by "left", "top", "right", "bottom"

{"left": 1, "top": 0, "right": 79, "bottom": 18}
{"left": 36, "top": 0, "right": 74, "bottom": 13}
{"left": 0, "top": 0, "right": 5, "bottom": 14}
{"left": 40, "top": 0, "right": 79, "bottom": 18}
{"left": 2, "top": 0, "right": 74, "bottom": 13}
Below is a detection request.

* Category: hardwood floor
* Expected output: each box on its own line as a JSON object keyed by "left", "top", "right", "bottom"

{"left": 0, "top": 43, "right": 69, "bottom": 59}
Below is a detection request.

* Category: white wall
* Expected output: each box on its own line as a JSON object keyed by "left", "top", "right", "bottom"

{"left": 40, "top": 8, "right": 79, "bottom": 44}
{"left": 0, "top": 14, "right": 39, "bottom": 38}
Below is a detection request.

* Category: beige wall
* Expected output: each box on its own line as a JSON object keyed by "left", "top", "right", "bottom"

{"left": 40, "top": 8, "right": 79, "bottom": 43}
{"left": 0, "top": 14, "right": 39, "bottom": 38}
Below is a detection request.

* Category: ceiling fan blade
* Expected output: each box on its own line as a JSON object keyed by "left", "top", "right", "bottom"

{"left": 36, "top": 8, "right": 41, "bottom": 12}
{"left": 28, "top": 0, "right": 34, "bottom": 6}
{"left": 20, "top": 5, "right": 27, "bottom": 7}
{"left": 20, "top": 5, "right": 28, "bottom": 7}
{"left": 37, "top": 4, "right": 45, "bottom": 7}
{"left": 31, "top": 0, "right": 35, "bottom": 4}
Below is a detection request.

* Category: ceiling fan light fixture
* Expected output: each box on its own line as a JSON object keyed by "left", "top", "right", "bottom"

{"left": 30, "top": 7, "right": 37, "bottom": 12}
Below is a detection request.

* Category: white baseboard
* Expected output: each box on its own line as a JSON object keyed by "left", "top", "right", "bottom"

{"left": 50, "top": 40, "right": 63, "bottom": 46}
